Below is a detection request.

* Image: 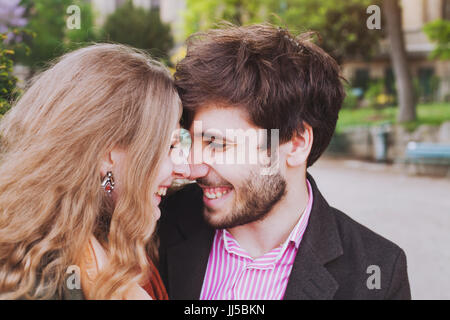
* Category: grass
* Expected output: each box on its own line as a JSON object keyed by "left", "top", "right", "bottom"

{"left": 336, "top": 102, "right": 450, "bottom": 133}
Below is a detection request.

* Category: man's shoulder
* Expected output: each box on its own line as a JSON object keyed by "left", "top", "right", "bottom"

{"left": 324, "top": 206, "right": 410, "bottom": 299}
{"left": 331, "top": 206, "right": 403, "bottom": 257}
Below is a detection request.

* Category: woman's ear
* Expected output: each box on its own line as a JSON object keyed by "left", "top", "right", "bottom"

{"left": 286, "top": 123, "right": 313, "bottom": 167}
{"left": 100, "top": 150, "right": 114, "bottom": 178}
{"left": 100, "top": 147, "right": 127, "bottom": 177}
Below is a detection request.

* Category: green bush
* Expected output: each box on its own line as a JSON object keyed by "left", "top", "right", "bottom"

{"left": 423, "top": 19, "right": 450, "bottom": 60}
{"left": 16, "top": 0, "right": 98, "bottom": 70}
{"left": 16, "top": 0, "right": 71, "bottom": 69}
{"left": 364, "top": 80, "right": 384, "bottom": 107}
{"left": 65, "top": 1, "right": 98, "bottom": 51}
{"left": 0, "top": 35, "right": 19, "bottom": 115}
{"left": 102, "top": 0, "right": 173, "bottom": 63}
{"left": 364, "top": 80, "right": 396, "bottom": 108}
{"left": 342, "top": 85, "right": 359, "bottom": 109}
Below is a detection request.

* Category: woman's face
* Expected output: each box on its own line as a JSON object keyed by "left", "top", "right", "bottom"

{"left": 101, "top": 125, "right": 191, "bottom": 220}
{"left": 152, "top": 125, "right": 191, "bottom": 219}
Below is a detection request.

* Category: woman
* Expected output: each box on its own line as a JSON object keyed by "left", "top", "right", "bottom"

{"left": 0, "top": 44, "right": 189, "bottom": 299}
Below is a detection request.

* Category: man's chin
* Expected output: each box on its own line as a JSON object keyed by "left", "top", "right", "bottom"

{"left": 203, "top": 207, "right": 264, "bottom": 230}
{"left": 203, "top": 208, "right": 230, "bottom": 229}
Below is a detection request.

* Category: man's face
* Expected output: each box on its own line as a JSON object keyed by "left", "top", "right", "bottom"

{"left": 189, "top": 105, "right": 287, "bottom": 229}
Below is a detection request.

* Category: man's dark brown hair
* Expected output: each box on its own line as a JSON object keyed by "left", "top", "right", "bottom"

{"left": 175, "top": 23, "right": 345, "bottom": 167}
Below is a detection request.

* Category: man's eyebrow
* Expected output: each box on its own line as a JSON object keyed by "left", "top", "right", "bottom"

{"left": 196, "top": 131, "right": 236, "bottom": 143}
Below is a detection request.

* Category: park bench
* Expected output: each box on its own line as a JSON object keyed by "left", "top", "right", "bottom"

{"left": 405, "top": 142, "right": 450, "bottom": 165}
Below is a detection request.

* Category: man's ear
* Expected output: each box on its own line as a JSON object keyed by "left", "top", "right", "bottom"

{"left": 286, "top": 123, "right": 313, "bottom": 167}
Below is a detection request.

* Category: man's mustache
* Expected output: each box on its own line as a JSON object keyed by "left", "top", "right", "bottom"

{"left": 197, "top": 175, "right": 233, "bottom": 188}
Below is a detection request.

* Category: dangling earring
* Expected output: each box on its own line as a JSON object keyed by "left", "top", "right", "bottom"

{"left": 101, "top": 171, "right": 115, "bottom": 195}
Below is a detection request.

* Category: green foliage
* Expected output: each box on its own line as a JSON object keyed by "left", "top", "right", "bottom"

{"left": 17, "top": 0, "right": 71, "bottom": 68}
{"left": 17, "top": 0, "right": 98, "bottom": 69}
{"left": 183, "top": 0, "right": 266, "bottom": 36}
{"left": 102, "top": 1, "right": 173, "bottom": 62}
{"left": 336, "top": 102, "right": 450, "bottom": 133}
{"left": 342, "top": 85, "right": 359, "bottom": 109}
{"left": 0, "top": 35, "right": 20, "bottom": 115}
{"left": 276, "top": 0, "right": 383, "bottom": 63}
{"left": 183, "top": 0, "right": 383, "bottom": 62}
{"left": 65, "top": 1, "right": 98, "bottom": 50}
{"left": 423, "top": 19, "right": 450, "bottom": 60}
{"left": 364, "top": 80, "right": 384, "bottom": 107}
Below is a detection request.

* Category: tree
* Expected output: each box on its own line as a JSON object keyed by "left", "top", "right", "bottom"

{"left": 383, "top": 0, "right": 416, "bottom": 122}
{"left": 423, "top": 19, "right": 450, "bottom": 61}
{"left": 17, "top": 0, "right": 98, "bottom": 70}
{"left": 183, "top": 0, "right": 383, "bottom": 63}
{"left": 102, "top": 0, "right": 173, "bottom": 63}
{"left": 65, "top": 1, "right": 98, "bottom": 50}
{"left": 18, "top": 0, "right": 71, "bottom": 69}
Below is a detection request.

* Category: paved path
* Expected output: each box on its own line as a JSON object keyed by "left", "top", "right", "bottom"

{"left": 308, "top": 157, "right": 450, "bottom": 300}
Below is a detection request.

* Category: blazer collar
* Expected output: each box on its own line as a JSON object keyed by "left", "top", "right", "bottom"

{"left": 166, "top": 173, "right": 343, "bottom": 300}
{"left": 283, "top": 173, "right": 343, "bottom": 299}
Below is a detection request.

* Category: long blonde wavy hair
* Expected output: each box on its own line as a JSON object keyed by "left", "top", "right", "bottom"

{"left": 0, "top": 43, "right": 180, "bottom": 299}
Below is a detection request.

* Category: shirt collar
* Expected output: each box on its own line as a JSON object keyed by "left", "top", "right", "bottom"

{"left": 288, "top": 178, "right": 313, "bottom": 250}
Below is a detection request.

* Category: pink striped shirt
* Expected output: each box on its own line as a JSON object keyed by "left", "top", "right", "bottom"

{"left": 200, "top": 179, "right": 313, "bottom": 300}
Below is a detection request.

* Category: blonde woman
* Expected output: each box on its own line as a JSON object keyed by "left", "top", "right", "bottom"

{"left": 0, "top": 44, "right": 189, "bottom": 299}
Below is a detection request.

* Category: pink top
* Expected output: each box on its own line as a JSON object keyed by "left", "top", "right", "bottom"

{"left": 200, "top": 179, "right": 313, "bottom": 300}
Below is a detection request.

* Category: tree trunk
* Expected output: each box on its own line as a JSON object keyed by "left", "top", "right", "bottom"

{"left": 383, "top": 0, "right": 417, "bottom": 122}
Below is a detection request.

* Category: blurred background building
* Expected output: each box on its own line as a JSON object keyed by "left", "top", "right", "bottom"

{"left": 343, "top": 0, "right": 450, "bottom": 102}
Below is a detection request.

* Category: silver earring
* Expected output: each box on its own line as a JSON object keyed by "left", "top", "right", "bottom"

{"left": 101, "top": 171, "right": 115, "bottom": 195}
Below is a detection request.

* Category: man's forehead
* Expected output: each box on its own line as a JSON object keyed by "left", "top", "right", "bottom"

{"left": 190, "top": 103, "right": 255, "bottom": 132}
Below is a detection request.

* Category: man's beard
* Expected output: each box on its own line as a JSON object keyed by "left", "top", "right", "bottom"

{"left": 199, "top": 171, "right": 287, "bottom": 229}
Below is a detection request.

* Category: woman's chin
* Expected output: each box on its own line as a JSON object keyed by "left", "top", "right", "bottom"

{"left": 154, "top": 206, "right": 161, "bottom": 220}
{"left": 153, "top": 194, "right": 162, "bottom": 219}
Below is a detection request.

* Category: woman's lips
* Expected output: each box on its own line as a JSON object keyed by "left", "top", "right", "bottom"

{"left": 156, "top": 186, "right": 169, "bottom": 197}
{"left": 154, "top": 185, "right": 170, "bottom": 206}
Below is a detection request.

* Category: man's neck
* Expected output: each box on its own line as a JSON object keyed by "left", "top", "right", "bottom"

{"left": 227, "top": 173, "right": 310, "bottom": 259}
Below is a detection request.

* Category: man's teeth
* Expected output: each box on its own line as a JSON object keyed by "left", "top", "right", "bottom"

{"left": 157, "top": 187, "right": 168, "bottom": 196}
{"left": 204, "top": 187, "right": 231, "bottom": 200}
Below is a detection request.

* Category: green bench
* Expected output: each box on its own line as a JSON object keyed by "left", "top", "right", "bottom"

{"left": 406, "top": 142, "right": 450, "bottom": 165}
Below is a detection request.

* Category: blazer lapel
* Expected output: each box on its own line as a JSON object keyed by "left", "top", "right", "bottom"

{"left": 284, "top": 173, "right": 343, "bottom": 300}
{"left": 283, "top": 243, "right": 339, "bottom": 300}
{"left": 167, "top": 225, "right": 214, "bottom": 300}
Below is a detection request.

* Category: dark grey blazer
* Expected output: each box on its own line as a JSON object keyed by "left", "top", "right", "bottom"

{"left": 157, "top": 173, "right": 411, "bottom": 300}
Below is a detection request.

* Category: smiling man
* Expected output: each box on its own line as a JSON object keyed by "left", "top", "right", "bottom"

{"left": 158, "top": 24, "right": 411, "bottom": 300}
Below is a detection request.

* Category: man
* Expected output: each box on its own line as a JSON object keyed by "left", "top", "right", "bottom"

{"left": 158, "top": 24, "right": 411, "bottom": 300}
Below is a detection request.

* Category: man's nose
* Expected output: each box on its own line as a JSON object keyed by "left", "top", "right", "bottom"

{"left": 188, "top": 163, "right": 209, "bottom": 180}
{"left": 186, "top": 147, "right": 209, "bottom": 180}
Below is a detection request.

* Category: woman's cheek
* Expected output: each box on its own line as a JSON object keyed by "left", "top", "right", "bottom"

{"left": 156, "top": 154, "right": 174, "bottom": 184}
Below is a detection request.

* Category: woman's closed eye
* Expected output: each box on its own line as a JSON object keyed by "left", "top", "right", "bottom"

{"left": 208, "top": 140, "right": 227, "bottom": 150}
